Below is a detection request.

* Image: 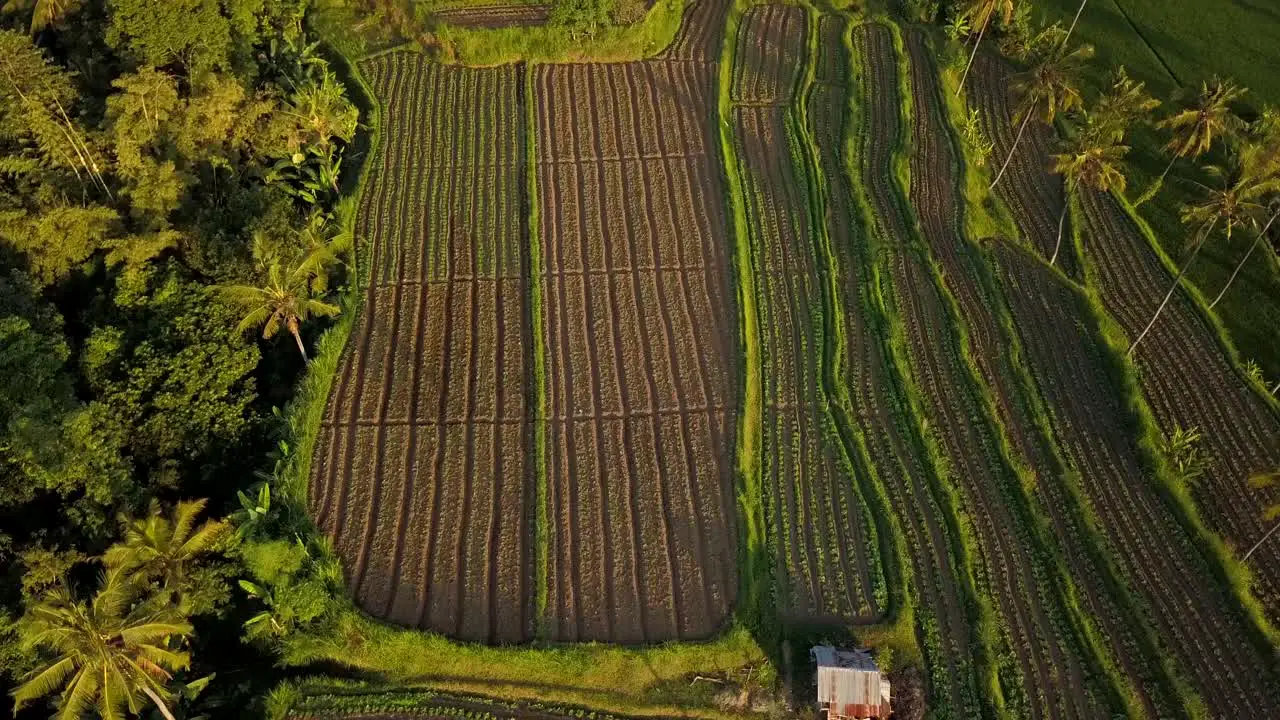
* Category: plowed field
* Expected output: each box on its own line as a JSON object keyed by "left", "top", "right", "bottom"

{"left": 310, "top": 58, "right": 535, "bottom": 644}
{"left": 533, "top": 59, "right": 738, "bottom": 643}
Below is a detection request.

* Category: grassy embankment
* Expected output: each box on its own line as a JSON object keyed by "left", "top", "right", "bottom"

{"left": 714, "top": 0, "right": 772, "bottom": 648}
{"left": 436, "top": 0, "right": 687, "bottom": 64}
{"left": 835, "top": 11, "right": 1000, "bottom": 719}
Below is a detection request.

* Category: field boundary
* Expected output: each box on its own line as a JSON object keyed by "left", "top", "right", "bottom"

{"left": 277, "top": 46, "right": 383, "bottom": 531}
{"left": 716, "top": 0, "right": 772, "bottom": 641}
{"left": 434, "top": 0, "right": 687, "bottom": 65}
{"left": 522, "top": 60, "right": 550, "bottom": 641}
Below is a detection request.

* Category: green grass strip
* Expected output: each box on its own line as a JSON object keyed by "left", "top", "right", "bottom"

{"left": 841, "top": 16, "right": 999, "bottom": 719}
{"left": 523, "top": 61, "right": 550, "bottom": 641}
{"left": 791, "top": 3, "right": 901, "bottom": 629}
{"left": 715, "top": 0, "right": 771, "bottom": 641}
{"left": 435, "top": 0, "right": 686, "bottom": 66}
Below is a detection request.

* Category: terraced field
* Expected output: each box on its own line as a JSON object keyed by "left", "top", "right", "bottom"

{"left": 730, "top": 8, "right": 883, "bottom": 624}
{"left": 432, "top": 4, "right": 551, "bottom": 28}
{"left": 1076, "top": 189, "right": 1280, "bottom": 625}
{"left": 533, "top": 58, "right": 737, "bottom": 643}
{"left": 305, "top": 2, "right": 1280, "bottom": 717}
{"left": 310, "top": 58, "right": 535, "bottom": 644}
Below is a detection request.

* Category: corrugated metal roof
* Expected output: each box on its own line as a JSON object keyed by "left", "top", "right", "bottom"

{"left": 811, "top": 645, "right": 878, "bottom": 671}
{"left": 811, "top": 646, "right": 889, "bottom": 718}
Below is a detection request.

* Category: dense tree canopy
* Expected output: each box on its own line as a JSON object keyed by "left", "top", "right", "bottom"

{"left": 0, "top": 1, "right": 360, "bottom": 715}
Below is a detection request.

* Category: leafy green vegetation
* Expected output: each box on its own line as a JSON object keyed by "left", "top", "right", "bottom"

{"left": 4, "top": 1, "right": 1280, "bottom": 719}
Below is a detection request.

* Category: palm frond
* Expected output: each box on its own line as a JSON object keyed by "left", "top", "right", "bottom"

{"left": 12, "top": 657, "right": 78, "bottom": 709}
{"left": 56, "top": 667, "right": 97, "bottom": 720}
{"left": 118, "top": 621, "right": 193, "bottom": 647}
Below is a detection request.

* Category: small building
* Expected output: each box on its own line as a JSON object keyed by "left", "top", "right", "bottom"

{"left": 811, "top": 645, "right": 892, "bottom": 719}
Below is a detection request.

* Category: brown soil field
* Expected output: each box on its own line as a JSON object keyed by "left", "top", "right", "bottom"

{"left": 533, "top": 57, "right": 738, "bottom": 643}
{"left": 730, "top": 4, "right": 806, "bottom": 105}
{"left": 309, "top": 57, "right": 535, "bottom": 644}
{"left": 969, "top": 53, "right": 1077, "bottom": 280}
{"left": 432, "top": 4, "right": 551, "bottom": 29}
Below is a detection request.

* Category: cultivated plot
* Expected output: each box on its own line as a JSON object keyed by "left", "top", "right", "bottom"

{"left": 729, "top": 8, "right": 887, "bottom": 625}
{"left": 533, "top": 58, "right": 738, "bottom": 643}
{"left": 996, "top": 241, "right": 1280, "bottom": 717}
{"left": 1076, "top": 188, "right": 1280, "bottom": 625}
{"left": 730, "top": 4, "right": 806, "bottom": 105}
{"left": 860, "top": 23, "right": 1106, "bottom": 718}
{"left": 968, "top": 53, "right": 1076, "bottom": 279}
{"left": 310, "top": 56, "right": 535, "bottom": 644}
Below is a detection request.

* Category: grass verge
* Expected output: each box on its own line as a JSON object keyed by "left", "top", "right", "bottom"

{"left": 715, "top": 0, "right": 771, "bottom": 644}
{"left": 435, "top": 0, "right": 686, "bottom": 65}
{"left": 281, "top": 613, "right": 770, "bottom": 720}
{"left": 522, "top": 60, "right": 550, "bottom": 641}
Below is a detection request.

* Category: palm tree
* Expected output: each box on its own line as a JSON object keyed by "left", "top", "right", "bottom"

{"left": 1210, "top": 199, "right": 1279, "bottom": 308}
{"left": 989, "top": 40, "right": 1095, "bottom": 189}
{"left": 294, "top": 213, "right": 352, "bottom": 293}
{"left": 1128, "top": 166, "right": 1265, "bottom": 357}
{"left": 285, "top": 70, "right": 359, "bottom": 152}
{"left": 11, "top": 570, "right": 192, "bottom": 720}
{"left": 222, "top": 254, "right": 340, "bottom": 362}
{"left": 1141, "top": 78, "right": 1246, "bottom": 202}
{"left": 1089, "top": 67, "right": 1160, "bottom": 144}
{"left": 1063, "top": 0, "right": 1088, "bottom": 45}
{"left": 1051, "top": 132, "right": 1128, "bottom": 265}
{"left": 1, "top": 0, "right": 75, "bottom": 33}
{"left": 1210, "top": 112, "right": 1280, "bottom": 307}
{"left": 104, "top": 499, "right": 229, "bottom": 610}
{"left": 955, "top": 0, "right": 1017, "bottom": 96}
{"left": 1242, "top": 470, "right": 1279, "bottom": 562}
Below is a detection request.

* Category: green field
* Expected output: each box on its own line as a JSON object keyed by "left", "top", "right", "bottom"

{"left": 1037, "top": 0, "right": 1280, "bottom": 382}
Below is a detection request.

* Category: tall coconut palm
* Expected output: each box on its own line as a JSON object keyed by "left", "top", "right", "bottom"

{"left": 1063, "top": 0, "right": 1088, "bottom": 45}
{"left": 1, "top": 0, "right": 76, "bottom": 33}
{"left": 1243, "top": 470, "right": 1279, "bottom": 562}
{"left": 11, "top": 570, "right": 192, "bottom": 720}
{"left": 1051, "top": 132, "right": 1128, "bottom": 265}
{"left": 1089, "top": 67, "right": 1160, "bottom": 144}
{"left": 1209, "top": 189, "right": 1278, "bottom": 309}
{"left": 1128, "top": 166, "right": 1265, "bottom": 357}
{"left": 955, "top": 0, "right": 1017, "bottom": 96}
{"left": 989, "top": 39, "right": 1095, "bottom": 189}
{"left": 1141, "top": 78, "right": 1246, "bottom": 202}
{"left": 1212, "top": 112, "right": 1280, "bottom": 307}
{"left": 222, "top": 253, "right": 340, "bottom": 362}
{"left": 104, "top": 499, "right": 229, "bottom": 610}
